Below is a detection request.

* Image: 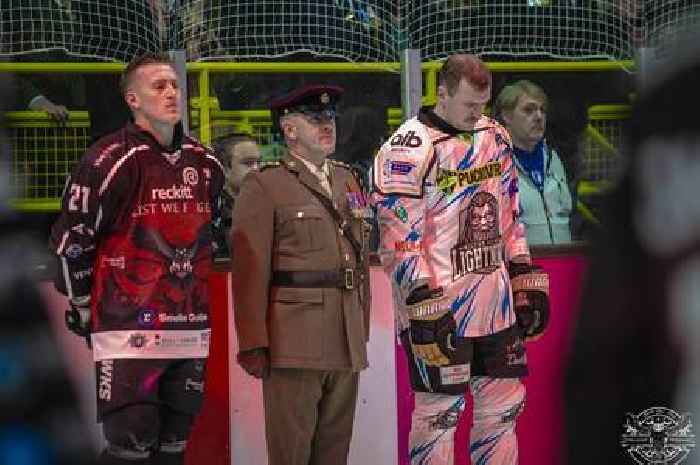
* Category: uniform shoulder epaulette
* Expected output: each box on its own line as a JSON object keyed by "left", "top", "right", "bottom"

{"left": 259, "top": 160, "right": 282, "bottom": 171}
{"left": 329, "top": 159, "right": 368, "bottom": 189}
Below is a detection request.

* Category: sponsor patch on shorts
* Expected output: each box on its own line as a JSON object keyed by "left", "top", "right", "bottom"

{"left": 440, "top": 364, "right": 470, "bottom": 385}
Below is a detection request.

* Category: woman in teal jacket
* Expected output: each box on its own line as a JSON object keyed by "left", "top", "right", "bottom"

{"left": 495, "top": 80, "right": 573, "bottom": 245}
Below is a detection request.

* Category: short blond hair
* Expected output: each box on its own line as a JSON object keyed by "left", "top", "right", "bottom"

{"left": 494, "top": 80, "right": 548, "bottom": 120}
{"left": 120, "top": 52, "right": 175, "bottom": 96}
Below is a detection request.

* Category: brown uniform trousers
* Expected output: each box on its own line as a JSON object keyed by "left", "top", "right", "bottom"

{"left": 231, "top": 152, "right": 371, "bottom": 465}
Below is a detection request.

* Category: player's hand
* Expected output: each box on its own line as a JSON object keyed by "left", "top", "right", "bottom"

{"left": 514, "top": 290, "right": 543, "bottom": 340}
{"left": 509, "top": 263, "right": 550, "bottom": 341}
{"left": 406, "top": 285, "right": 455, "bottom": 366}
{"left": 65, "top": 296, "right": 91, "bottom": 346}
{"left": 237, "top": 347, "right": 270, "bottom": 379}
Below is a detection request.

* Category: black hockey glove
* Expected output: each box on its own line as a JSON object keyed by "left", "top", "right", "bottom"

{"left": 508, "top": 263, "right": 550, "bottom": 340}
{"left": 406, "top": 285, "right": 457, "bottom": 366}
{"left": 65, "top": 296, "right": 92, "bottom": 347}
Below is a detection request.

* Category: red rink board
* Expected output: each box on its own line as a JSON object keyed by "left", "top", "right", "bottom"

{"left": 186, "top": 271, "right": 231, "bottom": 465}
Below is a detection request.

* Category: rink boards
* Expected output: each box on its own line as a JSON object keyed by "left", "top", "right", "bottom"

{"left": 43, "top": 250, "right": 586, "bottom": 465}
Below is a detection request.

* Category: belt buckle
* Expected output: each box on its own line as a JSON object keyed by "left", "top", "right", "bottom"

{"left": 343, "top": 268, "right": 355, "bottom": 290}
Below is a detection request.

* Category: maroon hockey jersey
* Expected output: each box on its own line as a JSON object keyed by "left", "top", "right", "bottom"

{"left": 50, "top": 123, "right": 225, "bottom": 361}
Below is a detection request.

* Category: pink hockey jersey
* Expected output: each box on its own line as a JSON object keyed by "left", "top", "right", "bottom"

{"left": 372, "top": 109, "right": 530, "bottom": 337}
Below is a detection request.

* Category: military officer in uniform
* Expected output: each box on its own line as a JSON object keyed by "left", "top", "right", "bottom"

{"left": 230, "top": 84, "right": 371, "bottom": 465}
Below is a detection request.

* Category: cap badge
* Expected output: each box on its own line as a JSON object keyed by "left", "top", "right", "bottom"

{"left": 320, "top": 92, "right": 330, "bottom": 104}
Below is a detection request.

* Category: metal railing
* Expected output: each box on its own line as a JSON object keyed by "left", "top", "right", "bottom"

{"left": 0, "top": 60, "right": 632, "bottom": 212}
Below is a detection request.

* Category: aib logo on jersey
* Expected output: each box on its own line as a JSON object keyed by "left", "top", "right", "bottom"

{"left": 390, "top": 130, "right": 422, "bottom": 148}
{"left": 183, "top": 167, "right": 199, "bottom": 186}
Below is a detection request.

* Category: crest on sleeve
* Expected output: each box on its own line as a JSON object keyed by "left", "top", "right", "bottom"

{"left": 374, "top": 121, "right": 431, "bottom": 197}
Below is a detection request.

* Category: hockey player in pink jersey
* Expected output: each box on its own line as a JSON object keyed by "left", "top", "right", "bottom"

{"left": 373, "top": 54, "right": 550, "bottom": 465}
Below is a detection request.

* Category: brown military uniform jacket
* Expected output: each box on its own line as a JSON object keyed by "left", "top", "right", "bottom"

{"left": 231, "top": 152, "right": 371, "bottom": 371}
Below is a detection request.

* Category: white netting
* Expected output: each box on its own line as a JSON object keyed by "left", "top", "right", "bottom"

{"left": 581, "top": 119, "right": 624, "bottom": 182}
{"left": 645, "top": 0, "right": 700, "bottom": 52}
{"left": 175, "top": 0, "right": 644, "bottom": 61}
{"left": 173, "top": 0, "right": 400, "bottom": 62}
{"left": 0, "top": 0, "right": 165, "bottom": 62}
{"left": 8, "top": 121, "right": 90, "bottom": 200}
{"left": 0, "top": 1, "right": 698, "bottom": 63}
{"left": 406, "top": 0, "right": 641, "bottom": 61}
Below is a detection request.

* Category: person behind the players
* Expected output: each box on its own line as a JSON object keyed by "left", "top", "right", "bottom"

{"left": 49, "top": 52, "right": 224, "bottom": 465}
{"left": 372, "top": 54, "right": 550, "bottom": 465}
{"left": 494, "top": 80, "right": 573, "bottom": 245}
{"left": 211, "top": 132, "right": 261, "bottom": 258}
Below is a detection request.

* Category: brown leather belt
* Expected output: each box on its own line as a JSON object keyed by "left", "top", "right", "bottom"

{"left": 271, "top": 269, "right": 358, "bottom": 290}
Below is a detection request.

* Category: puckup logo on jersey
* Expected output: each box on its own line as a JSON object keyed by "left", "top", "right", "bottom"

{"left": 390, "top": 130, "right": 422, "bottom": 148}
{"left": 151, "top": 185, "right": 194, "bottom": 200}
{"left": 621, "top": 406, "right": 695, "bottom": 465}
{"left": 183, "top": 167, "right": 199, "bottom": 186}
{"left": 451, "top": 192, "right": 503, "bottom": 279}
{"left": 437, "top": 162, "right": 501, "bottom": 196}
{"left": 98, "top": 360, "right": 113, "bottom": 401}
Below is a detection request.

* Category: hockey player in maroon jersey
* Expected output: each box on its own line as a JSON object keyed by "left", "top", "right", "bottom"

{"left": 49, "top": 53, "right": 225, "bottom": 465}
